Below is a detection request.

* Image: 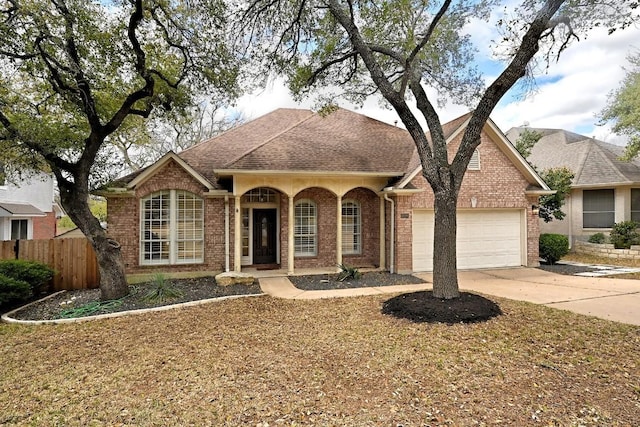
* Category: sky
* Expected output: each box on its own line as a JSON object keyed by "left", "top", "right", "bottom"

{"left": 230, "top": 16, "right": 640, "bottom": 146}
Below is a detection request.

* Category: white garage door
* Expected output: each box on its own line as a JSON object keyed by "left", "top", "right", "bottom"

{"left": 412, "top": 210, "right": 523, "bottom": 271}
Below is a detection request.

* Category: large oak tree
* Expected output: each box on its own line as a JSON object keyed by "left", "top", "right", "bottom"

{"left": 241, "top": 0, "right": 638, "bottom": 298}
{"left": 600, "top": 51, "right": 640, "bottom": 161}
{"left": 0, "top": 0, "right": 239, "bottom": 299}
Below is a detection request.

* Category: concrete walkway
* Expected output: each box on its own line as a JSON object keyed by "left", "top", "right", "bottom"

{"left": 259, "top": 268, "right": 640, "bottom": 326}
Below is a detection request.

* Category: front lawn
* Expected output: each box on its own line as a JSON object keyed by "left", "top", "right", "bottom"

{"left": 1, "top": 294, "right": 638, "bottom": 426}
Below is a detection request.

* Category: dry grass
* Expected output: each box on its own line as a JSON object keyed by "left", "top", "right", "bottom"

{"left": 1, "top": 294, "right": 639, "bottom": 426}
{"left": 563, "top": 252, "right": 640, "bottom": 268}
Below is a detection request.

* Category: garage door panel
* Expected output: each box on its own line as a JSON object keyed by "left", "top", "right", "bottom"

{"left": 412, "top": 210, "right": 523, "bottom": 271}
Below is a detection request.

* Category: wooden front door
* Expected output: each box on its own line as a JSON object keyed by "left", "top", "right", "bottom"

{"left": 253, "top": 209, "right": 277, "bottom": 264}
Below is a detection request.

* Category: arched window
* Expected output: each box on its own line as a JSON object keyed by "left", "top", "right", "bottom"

{"left": 140, "top": 190, "right": 204, "bottom": 265}
{"left": 342, "top": 200, "right": 361, "bottom": 254}
{"left": 294, "top": 199, "right": 317, "bottom": 256}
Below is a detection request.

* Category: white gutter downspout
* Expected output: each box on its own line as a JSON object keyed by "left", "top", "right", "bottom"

{"left": 224, "top": 195, "right": 230, "bottom": 272}
{"left": 384, "top": 192, "right": 395, "bottom": 274}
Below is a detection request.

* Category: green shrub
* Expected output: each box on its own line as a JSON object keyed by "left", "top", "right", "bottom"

{"left": 0, "top": 274, "right": 32, "bottom": 306}
{"left": 143, "top": 273, "right": 183, "bottom": 302}
{"left": 588, "top": 233, "right": 606, "bottom": 244}
{"left": 539, "top": 234, "right": 569, "bottom": 264}
{"left": 337, "top": 263, "right": 362, "bottom": 282}
{"left": 609, "top": 221, "right": 640, "bottom": 249}
{"left": 0, "top": 260, "right": 54, "bottom": 293}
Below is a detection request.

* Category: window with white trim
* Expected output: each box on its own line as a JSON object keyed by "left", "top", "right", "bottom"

{"left": 11, "top": 219, "right": 28, "bottom": 240}
{"left": 141, "top": 190, "right": 204, "bottom": 264}
{"left": 583, "top": 189, "right": 614, "bottom": 228}
{"left": 342, "top": 200, "right": 361, "bottom": 254}
{"left": 467, "top": 149, "right": 480, "bottom": 170}
{"left": 294, "top": 200, "right": 317, "bottom": 256}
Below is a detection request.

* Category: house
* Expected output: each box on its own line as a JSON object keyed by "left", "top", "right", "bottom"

{"left": 103, "top": 108, "right": 550, "bottom": 275}
{"left": 507, "top": 127, "right": 640, "bottom": 245}
{"left": 0, "top": 170, "right": 60, "bottom": 240}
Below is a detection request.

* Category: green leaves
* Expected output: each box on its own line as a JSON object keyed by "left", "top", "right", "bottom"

{"left": 599, "top": 52, "right": 640, "bottom": 161}
{"left": 539, "top": 166, "right": 574, "bottom": 223}
{"left": 0, "top": 0, "right": 240, "bottom": 180}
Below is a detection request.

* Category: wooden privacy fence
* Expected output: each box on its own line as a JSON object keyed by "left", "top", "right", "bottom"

{"left": 0, "top": 238, "right": 100, "bottom": 291}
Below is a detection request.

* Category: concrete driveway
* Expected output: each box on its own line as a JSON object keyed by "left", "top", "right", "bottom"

{"left": 416, "top": 268, "right": 640, "bottom": 326}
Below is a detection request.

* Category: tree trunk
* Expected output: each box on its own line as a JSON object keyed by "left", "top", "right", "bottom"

{"left": 432, "top": 189, "right": 460, "bottom": 299}
{"left": 59, "top": 185, "right": 129, "bottom": 300}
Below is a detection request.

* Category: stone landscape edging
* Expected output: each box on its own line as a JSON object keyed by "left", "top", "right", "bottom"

{"left": 1, "top": 290, "right": 265, "bottom": 325}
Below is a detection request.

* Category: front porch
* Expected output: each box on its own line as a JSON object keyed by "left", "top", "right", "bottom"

{"left": 230, "top": 179, "right": 389, "bottom": 275}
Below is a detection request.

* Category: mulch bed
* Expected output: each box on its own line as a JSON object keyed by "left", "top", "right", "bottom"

{"left": 289, "top": 271, "right": 425, "bottom": 290}
{"left": 536, "top": 262, "right": 599, "bottom": 275}
{"left": 7, "top": 277, "right": 262, "bottom": 321}
{"left": 382, "top": 291, "right": 503, "bottom": 324}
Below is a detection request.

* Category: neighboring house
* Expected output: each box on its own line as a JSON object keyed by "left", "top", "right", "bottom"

{"left": 103, "top": 108, "right": 550, "bottom": 275}
{"left": 55, "top": 227, "right": 86, "bottom": 239}
{"left": 506, "top": 127, "right": 640, "bottom": 245}
{"left": 0, "top": 171, "right": 60, "bottom": 241}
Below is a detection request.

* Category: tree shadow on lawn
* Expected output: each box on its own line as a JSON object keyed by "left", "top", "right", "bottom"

{"left": 382, "top": 291, "right": 502, "bottom": 324}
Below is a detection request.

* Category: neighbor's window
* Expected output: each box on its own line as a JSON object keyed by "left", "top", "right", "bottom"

{"left": 583, "top": 189, "right": 615, "bottom": 228}
{"left": 294, "top": 199, "right": 317, "bottom": 256}
{"left": 467, "top": 149, "right": 480, "bottom": 170}
{"left": 141, "top": 190, "right": 203, "bottom": 265}
{"left": 342, "top": 200, "right": 361, "bottom": 254}
{"left": 631, "top": 189, "right": 640, "bottom": 222}
{"left": 10, "top": 219, "right": 28, "bottom": 240}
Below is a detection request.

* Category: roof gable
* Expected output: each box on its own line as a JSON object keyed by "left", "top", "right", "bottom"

{"left": 126, "top": 151, "right": 215, "bottom": 190}
{"left": 398, "top": 114, "right": 549, "bottom": 190}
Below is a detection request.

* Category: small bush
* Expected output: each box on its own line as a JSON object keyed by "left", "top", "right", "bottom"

{"left": 337, "top": 264, "right": 362, "bottom": 282}
{"left": 539, "top": 234, "right": 569, "bottom": 264}
{"left": 143, "top": 273, "right": 183, "bottom": 302}
{"left": 609, "top": 221, "right": 640, "bottom": 249}
{"left": 587, "top": 233, "right": 606, "bottom": 244}
{"left": 0, "top": 260, "right": 54, "bottom": 293}
{"left": 0, "top": 274, "right": 32, "bottom": 306}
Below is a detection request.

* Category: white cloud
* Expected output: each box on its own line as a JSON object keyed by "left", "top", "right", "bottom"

{"left": 233, "top": 22, "right": 640, "bottom": 145}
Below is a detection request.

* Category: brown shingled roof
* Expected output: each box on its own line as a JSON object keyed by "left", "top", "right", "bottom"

{"left": 180, "top": 107, "right": 416, "bottom": 175}
{"left": 110, "top": 108, "right": 481, "bottom": 188}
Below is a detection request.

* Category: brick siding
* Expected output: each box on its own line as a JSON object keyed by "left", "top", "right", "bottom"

{"left": 32, "top": 210, "right": 57, "bottom": 239}
{"left": 395, "top": 129, "right": 541, "bottom": 271}
{"left": 107, "top": 129, "right": 541, "bottom": 274}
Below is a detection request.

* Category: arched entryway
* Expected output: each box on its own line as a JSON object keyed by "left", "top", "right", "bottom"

{"left": 239, "top": 187, "right": 281, "bottom": 267}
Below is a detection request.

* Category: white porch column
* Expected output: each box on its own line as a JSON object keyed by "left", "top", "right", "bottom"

{"left": 234, "top": 195, "right": 242, "bottom": 272}
{"left": 379, "top": 196, "right": 386, "bottom": 270}
{"left": 336, "top": 194, "right": 342, "bottom": 267}
{"left": 288, "top": 195, "right": 295, "bottom": 275}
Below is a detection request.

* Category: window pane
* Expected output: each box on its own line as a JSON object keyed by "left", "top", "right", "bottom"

{"left": 632, "top": 189, "right": 640, "bottom": 222}
{"left": 342, "top": 201, "right": 361, "bottom": 254}
{"left": 11, "top": 219, "right": 27, "bottom": 240}
{"left": 295, "top": 200, "right": 317, "bottom": 256}
{"left": 141, "top": 190, "right": 203, "bottom": 264}
{"left": 141, "top": 191, "right": 170, "bottom": 263}
{"left": 583, "top": 189, "right": 614, "bottom": 228}
{"left": 176, "top": 191, "right": 204, "bottom": 263}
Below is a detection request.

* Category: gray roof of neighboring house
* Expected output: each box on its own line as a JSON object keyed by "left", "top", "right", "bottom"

{"left": 506, "top": 127, "right": 640, "bottom": 187}
{"left": 0, "top": 202, "right": 45, "bottom": 217}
